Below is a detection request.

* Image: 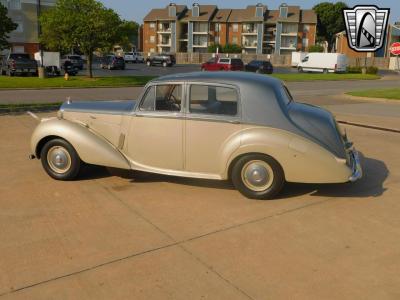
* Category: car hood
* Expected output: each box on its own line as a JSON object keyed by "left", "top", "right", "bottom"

{"left": 60, "top": 100, "right": 137, "bottom": 115}
{"left": 288, "top": 102, "right": 346, "bottom": 159}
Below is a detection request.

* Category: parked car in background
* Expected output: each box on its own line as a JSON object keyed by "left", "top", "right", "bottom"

{"left": 100, "top": 55, "right": 126, "bottom": 70}
{"left": 29, "top": 72, "right": 362, "bottom": 200}
{"left": 1, "top": 53, "right": 38, "bottom": 77}
{"left": 297, "top": 53, "right": 348, "bottom": 73}
{"left": 291, "top": 52, "right": 308, "bottom": 67}
{"left": 201, "top": 57, "right": 244, "bottom": 71}
{"left": 146, "top": 54, "right": 175, "bottom": 67}
{"left": 245, "top": 60, "right": 274, "bottom": 74}
{"left": 61, "top": 55, "right": 84, "bottom": 70}
{"left": 124, "top": 52, "right": 144, "bottom": 63}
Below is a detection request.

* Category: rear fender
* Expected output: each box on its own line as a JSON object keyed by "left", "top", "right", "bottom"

{"left": 31, "top": 118, "right": 130, "bottom": 170}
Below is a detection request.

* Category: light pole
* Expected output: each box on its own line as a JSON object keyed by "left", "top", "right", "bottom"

{"left": 36, "top": 0, "right": 45, "bottom": 78}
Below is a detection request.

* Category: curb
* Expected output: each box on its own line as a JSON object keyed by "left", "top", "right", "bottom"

{"left": 342, "top": 93, "right": 400, "bottom": 104}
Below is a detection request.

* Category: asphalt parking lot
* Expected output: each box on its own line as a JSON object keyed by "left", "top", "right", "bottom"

{"left": 78, "top": 62, "right": 298, "bottom": 77}
{"left": 1, "top": 113, "right": 399, "bottom": 299}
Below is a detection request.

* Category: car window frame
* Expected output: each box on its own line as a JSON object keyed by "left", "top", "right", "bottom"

{"left": 185, "top": 82, "right": 241, "bottom": 123}
{"left": 135, "top": 82, "right": 186, "bottom": 118}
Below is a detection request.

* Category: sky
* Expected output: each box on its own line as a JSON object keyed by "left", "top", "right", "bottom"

{"left": 99, "top": 0, "right": 400, "bottom": 24}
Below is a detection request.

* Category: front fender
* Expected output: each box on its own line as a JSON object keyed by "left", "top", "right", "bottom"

{"left": 31, "top": 118, "right": 130, "bottom": 170}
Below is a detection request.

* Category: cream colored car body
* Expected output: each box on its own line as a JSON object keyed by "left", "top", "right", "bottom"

{"left": 30, "top": 72, "right": 361, "bottom": 184}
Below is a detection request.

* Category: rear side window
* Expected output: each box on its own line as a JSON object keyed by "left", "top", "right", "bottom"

{"left": 231, "top": 59, "right": 243, "bottom": 65}
{"left": 189, "top": 85, "right": 238, "bottom": 116}
{"left": 219, "top": 58, "right": 230, "bottom": 64}
{"left": 10, "top": 54, "right": 30, "bottom": 60}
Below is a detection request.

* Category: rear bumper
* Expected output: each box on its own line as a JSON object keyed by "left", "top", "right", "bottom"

{"left": 348, "top": 148, "right": 362, "bottom": 182}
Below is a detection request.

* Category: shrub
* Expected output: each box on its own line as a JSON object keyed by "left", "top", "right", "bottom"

{"left": 308, "top": 45, "right": 324, "bottom": 52}
{"left": 347, "top": 66, "right": 379, "bottom": 74}
{"left": 366, "top": 66, "right": 378, "bottom": 74}
{"left": 223, "top": 43, "right": 242, "bottom": 54}
{"left": 208, "top": 43, "right": 222, "bottom": 53}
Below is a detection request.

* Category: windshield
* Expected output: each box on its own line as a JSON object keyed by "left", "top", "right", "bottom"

{"left": 10, "top": 54, "right": 30, "bottom": 60}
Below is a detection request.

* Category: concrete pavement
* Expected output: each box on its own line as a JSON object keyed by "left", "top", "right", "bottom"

{"left": 0, "top": 114, "right": 399, "bottom": 299}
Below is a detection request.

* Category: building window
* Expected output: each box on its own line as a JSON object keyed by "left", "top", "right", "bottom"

{"left": 303, "top": 24, "right": 310, "bottom": 33}
{"left": 14, "top": 21, "right": 23, "bottom": 33}
{"left": 149, "top": 22, "right": 155, "bottom": 29}
{"left": 215, "top": 36, "right": 220, "bottom": 44}
{"left": 279, "top": 5, "right": 288, "bottom": 18}
{"left": 232, "top": 24, "right": 238, "bottom": 33}
{"left": 232, "top": 36, "right": 238, "bottom": 44}
{"left": 9, "top": 0, "right": 21, "bottom": 10}
{"left": 150, "top": 36, "right": 155, "bottom": 43}
{"left": 150, "top": 48, "right": 155, "bottom": 53}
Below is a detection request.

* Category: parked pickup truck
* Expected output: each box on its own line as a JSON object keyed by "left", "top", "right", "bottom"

{"left": 201, "top": 57, "right": 244, "bottom": 72}
{"left": 1, "top": 53, "right": 38, "bottom": 76}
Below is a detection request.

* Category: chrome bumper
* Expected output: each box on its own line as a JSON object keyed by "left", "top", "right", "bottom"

{"left": 348, "top": 148, "right": 362, "bottom": 182}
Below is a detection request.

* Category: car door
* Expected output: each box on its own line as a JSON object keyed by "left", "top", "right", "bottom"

{"left": 185, "top": 83, "right": 241, "bottom": 176}
{"left": 127, "top": 83, "right": 184, "bottom": 171}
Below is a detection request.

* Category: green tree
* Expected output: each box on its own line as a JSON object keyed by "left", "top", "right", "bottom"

{"left": 117, "top": 20, "right": 139, "bottom": 52}
{"left": 313, "top": 2, "right": 348, "bottom": 51}
{"left": 39, "top": 0, "right": 122, "bottom": 78}
{"left": 0, "top": 3, "right": 18, "bottom": 51}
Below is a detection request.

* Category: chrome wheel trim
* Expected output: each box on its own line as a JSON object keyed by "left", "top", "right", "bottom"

{"left": 47, "top": 146, "right": 72, "bottom": 174}
{"left": 241, "top": 160, "right": 274, "bottom": 192}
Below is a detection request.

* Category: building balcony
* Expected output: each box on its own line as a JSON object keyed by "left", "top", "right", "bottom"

{"left": 242, "top": 42, "right": 258, "bottom": 48}
{"left": 242, "top": 30, "right": 258, "bottom": 35}
{"left": 157, "top": 30, "right": 172, "bottom": 34}
{"left": 157, "top": 41, "right": 171, "bottom": 47}
{"left": 192, "top": 43, "right": 208, "bottom": 48}
{"left": 281, "top": 32, "right": 298, "bottom": 36}
{"left": 193, "top": 31, "right": 209, "bottom": 35}
{"left": 280, "top": 45, "right": 296, "bottom": 50}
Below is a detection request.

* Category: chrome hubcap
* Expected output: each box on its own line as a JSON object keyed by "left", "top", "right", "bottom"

{"left": 47, "top": 146, "right": 71, "bottom": 174}
{"left": 241, "top": 160, "right": 274, "bottom": 192}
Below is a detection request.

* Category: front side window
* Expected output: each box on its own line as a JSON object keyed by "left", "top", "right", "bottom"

{"left": 139, "top": 85, "right": 182, "bottom": 112}
{"left": 189, "top": 85, "right": 238, "bottom": 116}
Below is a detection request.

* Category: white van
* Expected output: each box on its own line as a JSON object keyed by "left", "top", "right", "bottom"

{"left": 297, "top": 53, "right": 348, "bottom": 73}
{"left": 291, "top": 52, "right": 308, "bottom": 67}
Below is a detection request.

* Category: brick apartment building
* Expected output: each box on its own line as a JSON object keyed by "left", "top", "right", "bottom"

{"left": 143, "top": 3, "right": 317, "bottom": 55}
{"left": 0, "top": 0, "right": 56, "bottom": 56}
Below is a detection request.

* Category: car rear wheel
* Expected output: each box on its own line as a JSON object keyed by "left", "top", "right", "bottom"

{"left": 323, "top": 68, "right": 328, "bottom": 74}
{"left": 231, "top": 154, "right": 285, "bottom": 200}
{"left": 40, "top": 138, "right": 81, "bottom": 180}
{"left": 298, "top": 67, "right": 303, "bottom": 73}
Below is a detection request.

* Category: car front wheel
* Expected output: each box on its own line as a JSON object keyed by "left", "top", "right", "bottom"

{"left": 40, "top": 138, "right": 81, "bottom": 180}
{"left": 231, "top": 154, "right": 285, "bottom": 200}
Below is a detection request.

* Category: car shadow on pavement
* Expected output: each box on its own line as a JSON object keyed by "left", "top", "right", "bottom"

{"left": 278, "top": 153, "right": 389, "bottom": 199}
{"left": 78, "top": 152, "right": 388, "bottom": 199}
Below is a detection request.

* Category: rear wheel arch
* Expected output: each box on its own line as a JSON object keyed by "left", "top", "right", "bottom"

{"left": 227, "top": 152, "right": 285, "bottom": 181}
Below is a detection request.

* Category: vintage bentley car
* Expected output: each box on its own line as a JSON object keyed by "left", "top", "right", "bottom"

{"left": 29, "top": 72, "right": 362, "bottom": 199}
